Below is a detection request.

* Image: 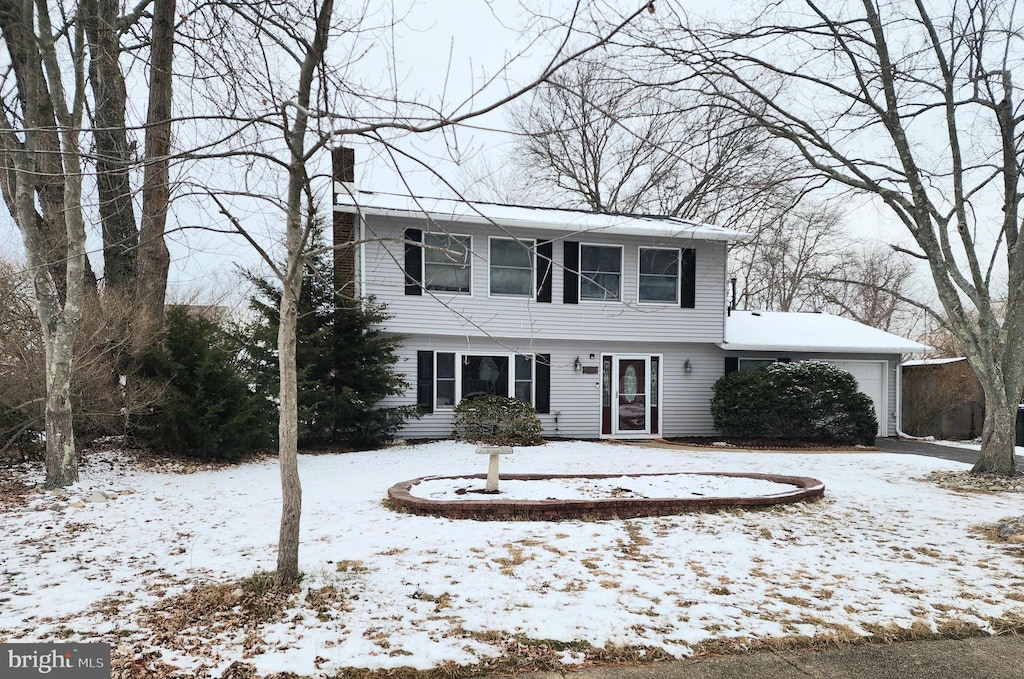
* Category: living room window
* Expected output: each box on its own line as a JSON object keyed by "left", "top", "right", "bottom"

{"left": 490, "top": 238, "right": 534, "bottom": 297}
{"left": 579, "top": 244, "right": 622, "bottom": 301}
{"left": 434, "top": 352, "right": 534, "bottom": 408}
{"left": 423, "top": 233, "right": 471, "bottom": 294}
{"left": 638, "top": 247, "right": 680, "bottom": 303}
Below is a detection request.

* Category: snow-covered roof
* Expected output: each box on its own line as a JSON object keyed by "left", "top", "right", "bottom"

{"left": 902, "top": 357, "right": 966, "bottom": 367}
{"left": 721, "top": 310, "right": 932, "bottom": 354}
{"left": 334, "top": 189, "right": 752, "bottom": 242}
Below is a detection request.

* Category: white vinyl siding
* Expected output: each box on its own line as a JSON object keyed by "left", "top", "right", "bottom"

{"left": 380, "top": 336, "right": 726, "bottom": 439}
{"left": 360, "top": 215, "right": 728, "bottom": 344}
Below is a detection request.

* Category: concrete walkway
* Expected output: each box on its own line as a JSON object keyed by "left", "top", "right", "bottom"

{"left": 529, "top": 635, "right": 1024, "bottom": 679}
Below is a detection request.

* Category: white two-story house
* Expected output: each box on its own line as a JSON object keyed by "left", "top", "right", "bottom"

{"left": 332, "top": 156, "right": 927, "bottom": 440}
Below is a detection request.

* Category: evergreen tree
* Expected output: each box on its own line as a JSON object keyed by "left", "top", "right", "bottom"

{"left": 238, "top": 234, "right": 415, "bottom": 449}
{"left": 134, "top": 306, "right": 275, "bottom": 458}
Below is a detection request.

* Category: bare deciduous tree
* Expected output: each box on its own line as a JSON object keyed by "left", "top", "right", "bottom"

{"left": 190, "top": 0, "right": 658, "bottom": 584}
{"left": 641, "top": 0, "right": 1024, "bottom": 474}
{"left": 0, "top": 0, "right": 91, "bottom": 486}
{"left": 733, "top": 199, "right": 842, "bottom": 312}
{"left": 815, "top": 245, "right": 919, "bottom": 335}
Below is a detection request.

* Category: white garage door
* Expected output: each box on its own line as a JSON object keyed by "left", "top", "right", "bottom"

{"left": 824, "top": 360, "right": 886, "bottom": 436}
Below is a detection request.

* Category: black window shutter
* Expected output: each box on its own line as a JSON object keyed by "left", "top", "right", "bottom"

{"left": 680, "top": 248, "right": 696, "bottom": 308}
{"left": 536, "top": 240, "right": 553, "bottom": 303}
{"left": 535, "top": 354, "right": 551, "bottom": 414}
{"left": 563, "top": 241, "right": 579, "bottom": 304}
{"left": 416, "top": 350, "right": 433, "bottom": 413}
{"left": 724, "top": 357, "right": 739, "bottom": 375}
{"left": 404, "top": 228, "right": 423, "bottom": 295}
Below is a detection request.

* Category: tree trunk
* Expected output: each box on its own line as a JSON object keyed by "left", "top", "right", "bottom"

{"left": 43, "top": 331, "right": 77, "bottom": 487}
{"left": 973, "top": 395, "right": 1020, "bottom": 476}
{"left": 276, "top": 277, "right": 302, "bottom": 585}
{"left": 82, "top": 0, "right": 138, "bottom": 292}
{"left": 136, "top": 0, "right": 175, "bottom": 336}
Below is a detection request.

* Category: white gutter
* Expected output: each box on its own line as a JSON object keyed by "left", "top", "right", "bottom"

{"left": 717, "top": 343, "right": 929, "bottom": 354}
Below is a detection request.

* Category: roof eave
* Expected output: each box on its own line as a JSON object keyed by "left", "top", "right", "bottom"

{"left": 335, "top": 204, "right": 751, "bottom": 243}
{"left": 718, "top": 343, "right": 932, "bottom": 354}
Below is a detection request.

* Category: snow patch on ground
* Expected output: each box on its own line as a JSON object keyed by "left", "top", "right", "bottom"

{"left": 1, "top": 440, "right": 1023, "bottom": 677}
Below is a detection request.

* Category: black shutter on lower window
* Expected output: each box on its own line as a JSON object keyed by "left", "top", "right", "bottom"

{"left": 563, "top": 241, "right": 579, "bottom": 304}
{"left": 405, "top": 228, "right": 423, "bottom": 295}
{"left": 681, "top": 248, "right": 696, "bottom": 308}
{"left": 724, "top": 357, "right": 739, "bottom": 375}
{"left": 535, "top": 354, "right": 551, "bottom": 414}
{"left": 536, "top": 240, "right": 553, "bottom": 303}
{"left": 416, "top": 350, "right": 433, "bottom": 413}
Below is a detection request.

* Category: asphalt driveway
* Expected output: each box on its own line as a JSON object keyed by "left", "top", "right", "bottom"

{"left": 875, "top": 436, "right": 1023, "bottom": 465}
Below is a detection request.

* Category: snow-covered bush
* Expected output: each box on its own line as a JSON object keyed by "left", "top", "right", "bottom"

{"left": 711, "top": 361, "right": 877, "bottom": 445}
{"left": 451, "top": 395, "right": 543, "bottom": 446}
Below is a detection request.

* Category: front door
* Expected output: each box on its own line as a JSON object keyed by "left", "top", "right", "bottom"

{"left": 613, "top": 356, "right": 649, "bottom": 434}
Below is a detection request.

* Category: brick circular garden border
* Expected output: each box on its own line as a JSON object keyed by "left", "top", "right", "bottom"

{"left": 387, "top": 472, "right": 825, "bottom": 521}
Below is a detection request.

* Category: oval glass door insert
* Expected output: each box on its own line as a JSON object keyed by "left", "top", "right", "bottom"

{"left": 622, "top": 365, "right": 638, "bottom": 402}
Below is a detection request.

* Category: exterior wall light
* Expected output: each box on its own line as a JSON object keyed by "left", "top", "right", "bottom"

{"left": 684, "top": 359, "right": 692, "bottom": 374}
{"left": 573, "top": 356, "right": 583, "bottom": 373}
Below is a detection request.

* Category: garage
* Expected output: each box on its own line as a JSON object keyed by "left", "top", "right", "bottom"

{"left": 823, "top": 360, "right": 887, "bottom": 436}
{"left": 722, "top": 310, "right": 930, "bottom": 438}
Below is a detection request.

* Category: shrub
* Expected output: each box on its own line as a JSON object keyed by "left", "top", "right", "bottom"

{"left": 132, "top": 307, "right": 274, "bottom": 459}
{"left": 451, "top": 395, "right": 543, "bottom": 446}
{"left": 711, "top": 361, "right": 878, "bottom": 445}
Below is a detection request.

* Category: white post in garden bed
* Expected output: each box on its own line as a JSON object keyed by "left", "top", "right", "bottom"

{"left": 476, "top": 446, "right": 512, "bottom": 492}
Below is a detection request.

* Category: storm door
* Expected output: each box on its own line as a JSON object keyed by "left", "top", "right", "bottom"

{"left": 613, "top": 356, "right": 650, "bottom": 434}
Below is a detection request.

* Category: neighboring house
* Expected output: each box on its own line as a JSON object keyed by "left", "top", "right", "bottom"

{"left": 901, "top": 357, "right": 984, "bottom": 440}
{"left": 332, "top": 160, "right": 928, "bottom": 440}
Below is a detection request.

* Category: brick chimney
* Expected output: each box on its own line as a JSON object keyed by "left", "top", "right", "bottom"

{"left": 332, "top": 147, "right": 356, "bottom": 299}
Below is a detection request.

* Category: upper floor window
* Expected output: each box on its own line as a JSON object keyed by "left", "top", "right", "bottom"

{"left": 580, "top": 244, "right": 622, "bottom": 301}
{"left": 490, "top": 238, "right": 534, "bottom": 297}
{"left": 424, "top": 233, "right": 471, "bottom": 294}
{"left": 638, "top": 247, "right": 680, "bottom": 304}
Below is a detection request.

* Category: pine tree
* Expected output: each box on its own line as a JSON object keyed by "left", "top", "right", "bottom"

{"left": 134, "top": 306, "right": 275, "bottom": 458}
{"left": 238, "top": 234, "right": 415, "bottom": 449}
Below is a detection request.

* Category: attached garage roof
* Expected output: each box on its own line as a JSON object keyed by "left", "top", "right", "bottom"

{"left": 721, "top": 310, "right": 931, "bottom": 354}
{"left": 334, "top": 189, "right": 752, "bottom": 242}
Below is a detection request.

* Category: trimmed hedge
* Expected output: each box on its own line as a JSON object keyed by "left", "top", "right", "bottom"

{"left": 711, "top": 361, "right": 878, "bottom": 445}
{"left": 451, "top": 395, "right": 543, "bottom": 446}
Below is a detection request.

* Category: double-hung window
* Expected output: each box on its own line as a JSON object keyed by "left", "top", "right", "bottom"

{"left": 638, "top": 247, "right": 680, "bottom": 304}
{"left": 579, "top": 244, "right": 622, "bottom": 301}
{"left": 490, "top": 238, "right": 534, "bottom": 297}
{"left": 423, "top": 233, "right": 471, "bottom": 294}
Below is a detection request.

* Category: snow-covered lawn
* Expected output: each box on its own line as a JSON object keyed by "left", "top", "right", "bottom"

{"left": 2, "top": 440, "right": 1024, "bottom": 678}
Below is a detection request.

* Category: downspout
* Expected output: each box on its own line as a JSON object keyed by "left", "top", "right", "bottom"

{"left": 358, "top": 210, "right": 366, "bottom": 300}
